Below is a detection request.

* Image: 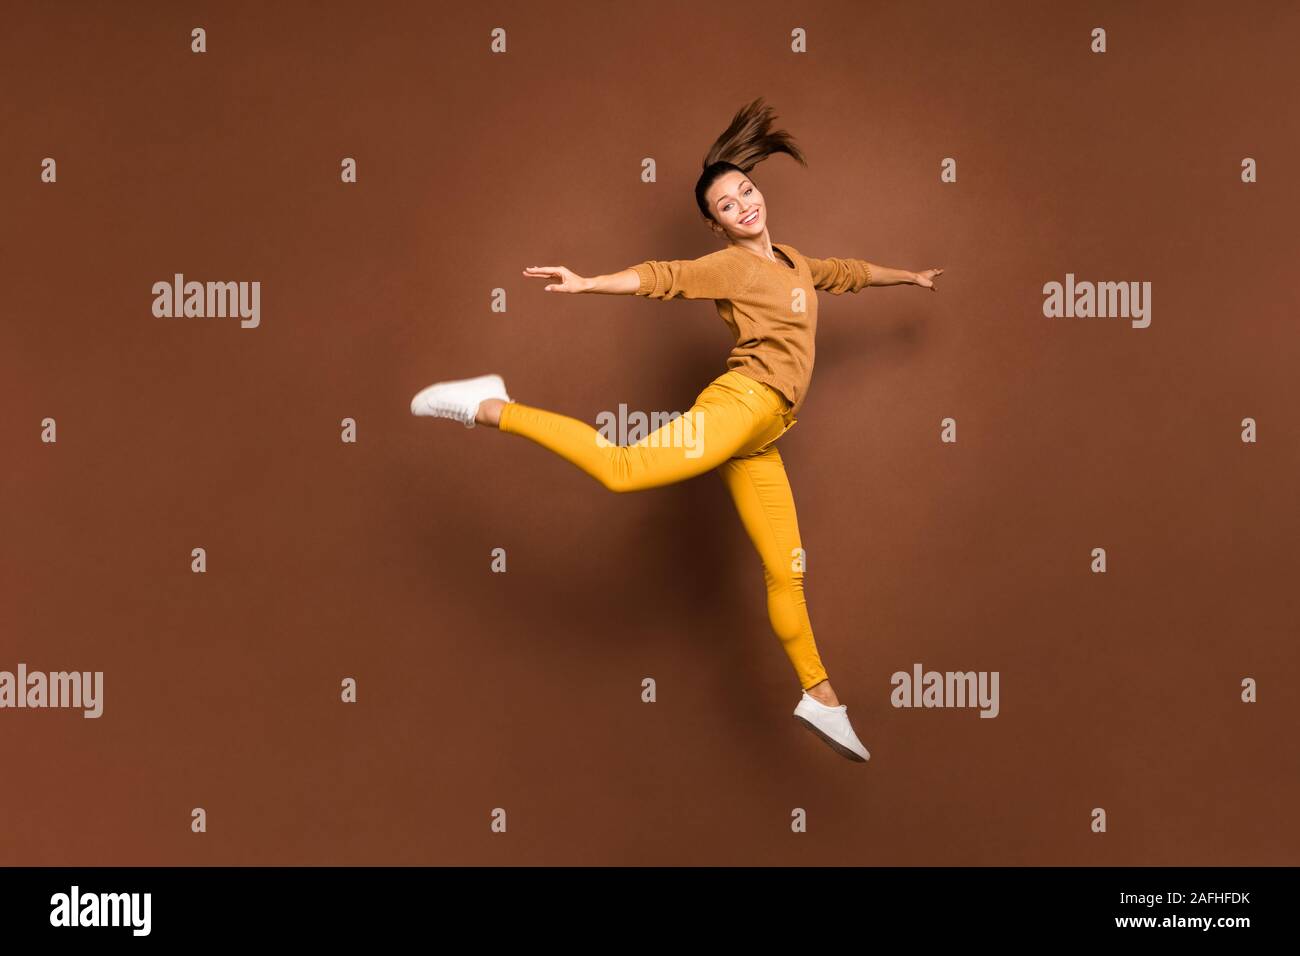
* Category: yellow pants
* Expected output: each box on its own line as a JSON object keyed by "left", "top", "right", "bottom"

{"left": 498, "top": 369, "right": 829, "bottom": 690}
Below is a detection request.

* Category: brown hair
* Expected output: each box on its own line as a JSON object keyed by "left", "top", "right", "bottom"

{"left": 695, "top": 97, "right": 807, "bottom": 225}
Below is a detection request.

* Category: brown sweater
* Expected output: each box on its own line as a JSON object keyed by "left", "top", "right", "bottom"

{"left": 632, "top": 242, "right": 872, "bottom": 415}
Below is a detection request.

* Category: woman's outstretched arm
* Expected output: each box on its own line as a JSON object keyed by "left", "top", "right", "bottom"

{"left": 866, "top": 264, "right": 927, "bottom": 287}
{"left": 524, "top": 249, "right": 752, "bottom": 300}
{"left": 805, "top": 256, "right": 944, "bottom": 294}
{"left": 522, "top": 266, "right": 639, "bottom": 294}
{"left": 520, "top": 264, "right": 637, "bottom": 293}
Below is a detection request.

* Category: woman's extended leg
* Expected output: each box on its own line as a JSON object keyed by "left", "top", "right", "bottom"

{"left": 493, "top": 376, "right": 783, "bottom": 493}
{"left": 716, "top": 445, "right": 832, "bottom": 695}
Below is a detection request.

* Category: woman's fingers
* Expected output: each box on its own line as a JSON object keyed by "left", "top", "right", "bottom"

{"left": 525, "top": 266, "right": 585, "bottom": 292}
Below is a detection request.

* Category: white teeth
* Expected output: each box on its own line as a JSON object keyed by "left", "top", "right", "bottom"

{"left": 741, "top": 212, "right": 758, "bottom": 224}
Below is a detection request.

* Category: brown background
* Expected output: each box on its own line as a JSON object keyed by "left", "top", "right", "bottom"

{"left": 2, "top": 0, "right": 1297, "bottom": 865}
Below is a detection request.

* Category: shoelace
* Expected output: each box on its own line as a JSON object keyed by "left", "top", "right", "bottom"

{"left": 430, "top": 399, "right": 475, "bottom": 426}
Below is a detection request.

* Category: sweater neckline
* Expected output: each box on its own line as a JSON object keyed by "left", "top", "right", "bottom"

{"left": 735, "top": 242, "right": 798, "bottom": 272}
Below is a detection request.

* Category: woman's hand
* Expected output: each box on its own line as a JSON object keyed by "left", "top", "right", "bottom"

{"left": 523, "top": 265, "right": 591, "bottom": 293}
{"left": 913, "top": 268, "right": 944, "bottom": 291}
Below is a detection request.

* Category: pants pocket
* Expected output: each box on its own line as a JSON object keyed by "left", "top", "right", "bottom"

{"left": 771, "top": 412, "right": 797, "bottom": 443}
{"left": 731, "top": 376, "right": 788, "bottom": 419}
{"left": 741, "top": 408, "right": 797, "bottom": 458}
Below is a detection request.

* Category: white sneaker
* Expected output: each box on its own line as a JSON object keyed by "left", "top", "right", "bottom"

{"left": 410, "top": 374, "right": 511, "bottom": 428}
{"left": 793, "top": 692, "right": 871, "bottom": 762}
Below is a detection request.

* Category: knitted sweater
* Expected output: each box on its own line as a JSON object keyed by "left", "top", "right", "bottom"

{"left": 632, "top": 242, "right": 872, "bottom": 415}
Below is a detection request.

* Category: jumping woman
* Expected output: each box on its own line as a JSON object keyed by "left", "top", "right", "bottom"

{"left": 411, "top": 98, "right": 943, "bottom": 762}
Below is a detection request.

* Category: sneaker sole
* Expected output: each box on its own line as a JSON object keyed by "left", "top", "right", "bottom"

{"left": 794, "top": 714, "right": 870, "bottom": 762}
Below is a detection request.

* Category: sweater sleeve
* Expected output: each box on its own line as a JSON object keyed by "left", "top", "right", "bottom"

{"left": 805, "top": 256, "right": 873, "bottom": 295}
{"left": 631, "top": 249, "right": 752, "bottom": 301}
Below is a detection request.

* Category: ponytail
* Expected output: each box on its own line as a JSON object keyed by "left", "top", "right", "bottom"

{"left": 695, "top": 97, "right": 807, "bottom": 223}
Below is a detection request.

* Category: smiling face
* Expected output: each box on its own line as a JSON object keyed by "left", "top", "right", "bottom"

{"left": 705, "top": 170, "right": 767, "bottom": 241}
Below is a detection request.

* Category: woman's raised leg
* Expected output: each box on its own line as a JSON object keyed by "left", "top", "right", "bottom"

{"left": 492, "top": 378, "right": 782, "bottom": 493}
{"left": 412, "top": 370, "right": 785, "bottom": 491}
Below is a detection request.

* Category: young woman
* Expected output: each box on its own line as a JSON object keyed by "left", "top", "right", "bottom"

{"left": 411, "top": 98, "right": 943, "bottom": 762}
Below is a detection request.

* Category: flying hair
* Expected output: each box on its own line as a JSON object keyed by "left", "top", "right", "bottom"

{"left": 695, "top": 97, "right": 808, "bottom": 224}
